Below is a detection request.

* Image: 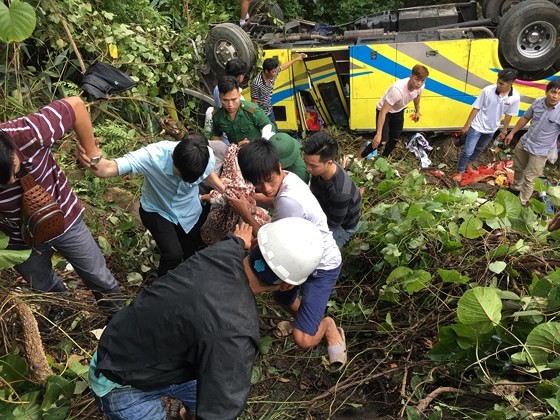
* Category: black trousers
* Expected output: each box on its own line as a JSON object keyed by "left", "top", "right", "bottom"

{"left": 139, "top": 204, "right": 210, "bottom": 278}
{"left": 378, "top": 108, "right": 405, "bottom": 157}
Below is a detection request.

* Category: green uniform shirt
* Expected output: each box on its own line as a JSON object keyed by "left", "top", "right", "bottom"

{"left": 285, "top": 156, "right": 310, "bottom": 184}
{"left": 212, "top": 100, "right": 271, "bottom": 144}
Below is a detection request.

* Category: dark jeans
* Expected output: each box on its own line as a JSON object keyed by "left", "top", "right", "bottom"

{"left": 139, "top": 205, "right": 209, "bottom": 277}
{"left": 378, "top": 108, "right": 405, "bottom": 157}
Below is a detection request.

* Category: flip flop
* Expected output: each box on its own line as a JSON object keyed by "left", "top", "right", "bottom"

{"left": 327, "top": 327, "right": 347, "bottom": 372}
{"left": 274, "top": 320, "right": 293, "bottom": 338}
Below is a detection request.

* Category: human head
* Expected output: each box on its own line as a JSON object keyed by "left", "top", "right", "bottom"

{"left": 409, "top": 64, "right": 429, "bottom": 90}
{"left": 263, "top": 57, "right": 279, "bottom": 79}
{"left": 181, "top": 131, "right": 209, "bottom": 145}
{"left": 496, "top": 68, "right": 518, "bottom": 94}
{"left": 218, "top": 75, "right": 242, "bottom": 115}
{"left": 269, "top": 133, "right": 301, "bottom": 168}
{"left": 249, "top": 217, "right": 324, "bottom": 286}
{"left": 545, "top": 78, "right": 560, "bottom": 108}
{"left": 0, "top": 131, "right": 18, "bottom": 185}
{"left": 172, "top": 138, "right": 210, "bottom": 183}
{"left": 237, "top": 139, "right": 283, "bottom": 197}
{"left": 225, "top": 58, "right": 247, "bottom": 83}
{"left": 302, "top": 131, "right": 338, "bottom": 177}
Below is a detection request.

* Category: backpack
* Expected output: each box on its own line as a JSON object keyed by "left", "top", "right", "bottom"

{"left": 81, "top": 61, "right": 137, "bottom": 100}
{"left": 20, "top": 174, "right": 65, "bottom": 248}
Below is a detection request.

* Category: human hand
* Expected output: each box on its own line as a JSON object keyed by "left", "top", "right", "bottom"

{"left": 238, "top": 139, "right": 250, "bottom": 147}
{"left": 412, "top": 111, "right": 422, "bottom": 123}
{"left": 233, "top": 222, "right": 253, "bottom": 248}
{"left": 460, "top": 126, "right": 469, "bottom": 135}
{"left": 297, "top": 53, "right": 306, "bottom": 61}
{"left": 372, "top": 132, "right": 382, "bottom": 149}
{"left": 226, "top": 193, "right": 252, "bottom": 217}
{"left": 504, "top": 133, "right": 514, "bottom": 146}
{"left": 75, "top": 141, "right": 103, "bottom": 167}
{"left": 497, "top": 131, "right": 506, "bottom": 142}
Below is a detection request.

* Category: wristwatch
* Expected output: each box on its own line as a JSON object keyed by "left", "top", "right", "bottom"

{"left": 89, "top": 156, "right": 101, "bottom": 166}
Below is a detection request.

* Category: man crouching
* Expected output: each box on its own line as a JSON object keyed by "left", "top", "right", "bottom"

{"left": 89, "top": 218, "right": 323, "bottom": 419}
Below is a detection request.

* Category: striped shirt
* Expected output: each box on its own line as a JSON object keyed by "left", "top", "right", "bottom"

{"left": 310, "top": 163, "right": 362, "bottom": 230}
{"left": 0, "top": 99, "right": 82, "bottom": 247}
{"left": 521, "top": 97, "right": 560, "bottom": 157}
{"left": 250, "top": 67, "right": 280, "bottom": 115}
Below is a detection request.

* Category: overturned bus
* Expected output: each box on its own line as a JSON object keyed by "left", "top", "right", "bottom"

{"left": 198, "top": 0, "right": 560, "bottom": 135}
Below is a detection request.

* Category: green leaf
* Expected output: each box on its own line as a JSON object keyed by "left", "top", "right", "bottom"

{"left": 478, "top": 202, "right": 505, "bottom": 219}
{"left": 489, "top": 261, "right": 507, "bottom": 274}
{"left": 259, "top": 336, "right": 272, "bottom": 355}
{"left": 524, "top": 322, "right": 560, "bottom": 366}
{"left": 495, "top": 189, "right": 522, "bottom": 218}
{"left": 0, "top": 0, "right": 37, "bottom": 42}
{"left": 0, "top": 231, "right": 8, "bottom": 249}
{"left": 40, "top": 375, "right": 73, "bottom": 410}
{"left": 97, "top": 236, "right": 112, "bottom": 256}
{"left": 0, "top": 248, "right": 31, "bottom": 269}
{"left": 457, "top": 287, "right": 502, "bottom": 326}
{"left": 459, "top": 216, "right": 485, "bottom": 239}
{"left": 437, "top": 269, "right": 469, "bottom": 284}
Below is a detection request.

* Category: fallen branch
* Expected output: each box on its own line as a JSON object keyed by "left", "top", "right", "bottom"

{"left": 416, "top": 386, "right": 468, "bottom": 413}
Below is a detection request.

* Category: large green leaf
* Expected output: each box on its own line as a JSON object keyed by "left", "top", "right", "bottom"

{"left": 437, "top": 268, "right": 469, "bottom": 284}
{"left": 457, "top": 287, "right": 502, "bottom": 326}
{"left": 40, "top": 375, "right": 73, "bottom": 410}
{"left": 458, "top": 216, "right": 485, "bottom": 239}
{"left": 495, "top": 190, "right": 522, "bottom": 218}
{"left": 478, "top": 202, "right": 505, "bottom": 219}
{"left": 0, "top": 249, "right": 31, "bottom": 269}
{"left": 524, "top": 322, "right": 560, "bottom": 366}
{"left": 0, "top": 0, "right": 37, "bottom": 43}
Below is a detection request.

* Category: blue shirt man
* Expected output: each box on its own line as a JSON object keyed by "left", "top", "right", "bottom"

{"left": 85, "top": 133, "right": 225, "bottom": 276}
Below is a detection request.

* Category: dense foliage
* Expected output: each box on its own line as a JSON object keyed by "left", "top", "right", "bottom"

{"left": 2, "top": 0, "right": 560, "bottom": 419}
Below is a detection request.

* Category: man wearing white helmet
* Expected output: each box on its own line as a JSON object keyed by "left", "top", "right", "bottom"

{"left": 89, "top": 218, "right": 322, "bottom": 419}
{"left": 228, "top": 139, "right": 346, "bottom": 372}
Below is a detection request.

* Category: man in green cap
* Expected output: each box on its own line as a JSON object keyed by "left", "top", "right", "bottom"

{"left": 270, "top": 133, "right": 309, "bottom": 184}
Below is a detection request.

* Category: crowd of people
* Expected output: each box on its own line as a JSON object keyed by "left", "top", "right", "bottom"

{"left": 1, "top": 3, "right": 559, "bottom": 415}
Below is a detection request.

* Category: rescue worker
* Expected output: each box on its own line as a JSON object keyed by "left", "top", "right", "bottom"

{"left": 302, "top": 131, "right": 362, "bottom": 248}
{"left": 362, "top": 64, "right": 429, "bottom": 158}
{"left": 89, "top": 218, "right": 324, "bottom": 419}
{"left": 212, "top": 76, "right": 274, "bottom": 145}
{"left": 504, "top": 78, "right": 560, "bottom": 206}
{"left": 227, "top": 140, "right": 347, "bottom": 372}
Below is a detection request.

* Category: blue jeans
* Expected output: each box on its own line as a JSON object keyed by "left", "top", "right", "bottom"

{"left": 13, "top": 216, "right": 119, "bottom": 296}
{"left": 94, "top": 380, "right": 197, "bottom": 420}
{"left": 457, "top": 127, "right": 494, "bottom": 173}
{"left": 331, "top": 224, "right": 358, "bottom": 248}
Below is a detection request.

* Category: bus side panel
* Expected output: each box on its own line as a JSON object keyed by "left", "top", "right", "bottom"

{"left": 349, "top": 44, "right": 397, "bottom": 131}
{"left": 397, "top": 39, "right": 472, "bottom": 130}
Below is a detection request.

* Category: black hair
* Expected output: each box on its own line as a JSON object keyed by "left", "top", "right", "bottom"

{"left": 263, "top": 57, "right": 279, "bottom": 73}
{"left": 181, "top": 131, "right": 209, "bottom": 146}
{"left": 0, "top": 131, "right": 16, "bottom": 184}
{"left": 302, "top": 131, "right": 338, "bottom": 162}
{"left": 172, "top": 138, "right": 210, "bottom": 183}
{"left": 237, "top": 139, "right": 281, "bottom": 184}
{"left": 218, "top": 75, "right": 240, "bottom": 95}
{"left": 497, "top": 68, "right": 518, "bottom": 83}
{"left": 225, "top": 59, "right": 247, "bottom": 77}
{"left": 546, "top": 78, "right": 560, "bottom": 92}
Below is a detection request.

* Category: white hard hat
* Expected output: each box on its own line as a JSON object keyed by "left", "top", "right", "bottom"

{"left": 256, "top": 217, "right": 324, "bottom": 286}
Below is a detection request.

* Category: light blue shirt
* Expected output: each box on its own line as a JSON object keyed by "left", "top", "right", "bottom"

{"left": 522, "top": 97, "right": 560, "bottom": 157}
{"left": 89, "top": 351, "right": 124, "bottom": 397}
{"left": 116, "top": 141, "right": 215, "bottom": 233}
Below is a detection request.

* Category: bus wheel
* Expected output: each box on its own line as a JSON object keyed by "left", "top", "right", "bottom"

{"left": 482, "top": 0, "right": 523, "bottom": 18}
{"left": 249, "top": 0, "right": 284, "bottom": 24}
{"left": 205, "top": 23, "right": 256, "bottom": 79}
{"left": 497, "top": 1, "right": 560, "bottom": 72}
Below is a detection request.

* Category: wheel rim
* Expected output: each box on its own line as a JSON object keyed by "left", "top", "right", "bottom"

{"left": 213, "top": 39, "right": 242, "bottom": 67}
{"left": 516, "top": 20, "right": 557, "bottom": 59}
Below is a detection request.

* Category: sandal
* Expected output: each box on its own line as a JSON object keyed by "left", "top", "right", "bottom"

{"left": 274, "top": 320, "right": 293, "bottom": 338}
{"left": 328, "top": 327, "right": 347, "bottom": 372}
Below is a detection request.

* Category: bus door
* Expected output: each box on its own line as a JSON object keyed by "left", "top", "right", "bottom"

{"left": 302, "top": 54, "right": 350, "bottom": 127}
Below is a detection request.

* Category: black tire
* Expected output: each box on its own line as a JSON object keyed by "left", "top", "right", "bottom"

{"left": 482, "top": 0, "right": 524, "bottom": 18}
{"left": 249, "top": 0, "right": 284, "bottom": 24}
{"left": 497, "top": 1, "right": 560, "bottom": 72}
{"left": 205, "top": 23, "right": 256, "bottom": 79}
{"left": 174, "top": 88, "right": 214, "bottom": 129}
